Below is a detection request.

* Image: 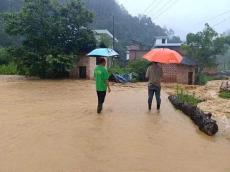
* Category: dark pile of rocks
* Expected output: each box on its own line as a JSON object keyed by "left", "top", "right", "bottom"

{"left": 220, "top": 81, "right": 230, "bottom": 91}
{"left": 168, "top": 95, "right": 218, "bottom": 136}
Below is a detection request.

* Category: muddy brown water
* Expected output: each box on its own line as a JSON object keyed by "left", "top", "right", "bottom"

{"left": 0, "top": 80, "right": 230, "bottom": 172}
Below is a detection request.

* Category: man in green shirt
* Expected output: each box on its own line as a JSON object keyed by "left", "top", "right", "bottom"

{"left": 94, "top": 58, "right": 111, "bottom": 113}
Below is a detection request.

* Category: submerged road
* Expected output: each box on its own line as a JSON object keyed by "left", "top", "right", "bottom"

{"left": 0, "top": 80, "right": 229, "bottom": 172}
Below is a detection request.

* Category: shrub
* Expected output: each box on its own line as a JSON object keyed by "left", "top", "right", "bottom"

{"left": 197, "top": 74, "right": 219, "bottom": 85}
{"left": 219, "top": 91, "right": 230, "bottom": 99}
{"left": 127, "top": 59, "right": 150, "bottom": 81}
{"left": 108, "top": 65, "right": 127, "bottom": 74}
{"left": 0, "top": 63, "right": 18, "bottom": 75}
{"left": 176, "top": 86, "right": 202, "bottom": 106}
{"left": 0, "top": 48, "right": 13, "bottom": 65}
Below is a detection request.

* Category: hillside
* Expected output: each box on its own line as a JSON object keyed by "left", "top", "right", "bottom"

{"left": 82, "top": 0, "right": 167, "bottom": 47}
{"left": 0, "top": 0, "right": 177, "bottom": 60}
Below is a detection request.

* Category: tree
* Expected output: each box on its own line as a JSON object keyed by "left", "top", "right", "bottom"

{"left": 3, "top": 0, "right": 96, "bottom": 78}
{"left": 182, "top": 24, "right": 222, "bottom": 83}
{"left": 168, "top": 36, "right": 182, "bottom": 43}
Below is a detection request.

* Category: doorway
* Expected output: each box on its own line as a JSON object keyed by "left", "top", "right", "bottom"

{"left": 79, "top": 66, "right": 87, "bottom": 79}
{"left": 188, "top": 72, "right": 193, "bottom": 85}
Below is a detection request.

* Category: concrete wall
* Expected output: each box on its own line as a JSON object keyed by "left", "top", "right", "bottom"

{"left": 88, "top": 58, "right": 97, "bottom": 79}
{"left": 70, "top": 56, "right": 105, "bottom": 80}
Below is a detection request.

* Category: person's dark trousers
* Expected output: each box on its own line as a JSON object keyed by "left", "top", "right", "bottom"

{"left": 97, "top": 91, "right": 106, "bottom": 113}
{"left": 148, "top": 84, "right": 161, "bottom": 110}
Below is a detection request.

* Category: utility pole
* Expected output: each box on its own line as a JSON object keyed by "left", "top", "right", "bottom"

{"left": 10, "top": 0, "right": 13, "bottom": 12}
{"left": 111, "top": 15, "right": 115, "bottom": 67}
{"left": 112, "top": 16, "right": 115, "bottom": 49}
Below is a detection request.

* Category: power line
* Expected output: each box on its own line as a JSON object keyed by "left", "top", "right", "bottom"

{"left": 148, "top": 0, "right": 173, "bottom": 17}
{"left": 197, "top": 9, "right": 230, "bottom": 25}
{"left": 144, "top": 0, "right": 166, "bottom": 15}
{"left": 143, "top": 0, "right": 157, "bottom": 14}
{"left": 152, "top": 0, "right": 179, "bottom": 20}
{"left": 213, "top": 17, "right": 230, "bottom": 27}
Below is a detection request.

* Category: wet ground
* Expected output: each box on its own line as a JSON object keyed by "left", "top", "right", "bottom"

{"left": 0, "top": 80, "right": 230, "bottom": 172}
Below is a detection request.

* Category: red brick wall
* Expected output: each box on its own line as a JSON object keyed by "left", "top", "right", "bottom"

{"left": 161, "top": 64, "right": 177, "bottom": 82}
{"left": 161, "top": 64, "right": 196, "bottom": 84}
{"left": 176, "top": 65, "right": 195, "bottom": 84}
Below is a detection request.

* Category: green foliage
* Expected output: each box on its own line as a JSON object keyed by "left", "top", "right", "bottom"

{"left": 98, "top": 34, "right": 113, "bottom": 48}
{"left": 127, "top": 59, "right": 150, "bottom": 81}
{"left": 108, "top": 65, "right": 127, "bottom": 74}
{"left": 81, "top": 0, "right": 169, "bottom": 59}
{"left": 2, "top": 0, "right": 96, "bottom": 78}
{"left": 0, "top": 48, "right": 13, "bottom": 65}
{"left": 0, "top": 63, "right": 18, "bottom": 75}
{"left": 198, "top": 74, "right": 216, "bottom": 85}
{"left": 182, "top": 24, "right": 230, "bottom": 84}
{"left": 108, "top": 59, "right": 150, "bottom": 82}
{"left": 219, "top": 91, "right": 230, "bottom": 99}
{"left": 176, "top": 86, "right": 202, "bottom": 106}
{"left": 182, "top": 24, "right": 218, "bottom": 69}
{"left": 197, "top": 74, "right": 228, "bottom": 85}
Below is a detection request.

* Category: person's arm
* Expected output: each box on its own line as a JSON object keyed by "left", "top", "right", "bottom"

{"left": 106, "top": 80, "right": 111, "bottom": 93}
{"left": 104, "top": 69, "right": 111, "bottom": 93}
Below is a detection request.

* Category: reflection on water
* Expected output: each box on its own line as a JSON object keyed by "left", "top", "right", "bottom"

{"left": 0, "top": 80, "right": 229, "bottom": 172}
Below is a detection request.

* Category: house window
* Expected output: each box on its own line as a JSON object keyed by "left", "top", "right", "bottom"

{"left": 162, "top": 39, "right": 166, "bottom": 44}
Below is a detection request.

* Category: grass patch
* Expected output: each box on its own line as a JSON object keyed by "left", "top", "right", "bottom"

{"left": 219, "top": 91, "right": 230, "bottom": 99}
{"left": 0, "top": 63, "right": 18, "bottom": 75}
{"left": 176, "top": 85, "right": 202, "bottom": 106}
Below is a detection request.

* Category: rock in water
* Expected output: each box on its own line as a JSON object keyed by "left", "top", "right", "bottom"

{"left": 220, "top": 81, "right": 230, "bottom": 91}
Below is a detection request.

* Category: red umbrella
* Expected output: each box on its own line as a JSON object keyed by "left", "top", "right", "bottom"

{"left": 143, "top": 48, "right": 183, "bottom": 64}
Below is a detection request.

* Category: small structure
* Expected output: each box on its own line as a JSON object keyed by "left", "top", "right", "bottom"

{"left": 155, "top": 37, "right": 196, "bottom": 84}
{"left": 162, "top": 57, "right": 196, "bottom": 84}
{"left": 127, "top": 37, "right": 197, "bottom": 84}
{"left": 70, "top": 55, "right": 96, "bottom": 79}
{"left": 70, "top": 29, "right": 115, "bottom": 79}
{"left": 126, "top": 41, "right": 149, "bottom": 60}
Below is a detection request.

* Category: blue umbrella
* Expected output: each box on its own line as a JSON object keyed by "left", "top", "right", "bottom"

{"left": 87, "top": 48, "right": 119, "bottom": 57}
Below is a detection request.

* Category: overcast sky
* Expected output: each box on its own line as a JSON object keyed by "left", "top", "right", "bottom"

{"left": 117, "top": 0, "right": 230, "bottom": 40}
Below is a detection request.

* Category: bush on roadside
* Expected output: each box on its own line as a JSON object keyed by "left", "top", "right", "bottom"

{"left": 108, "top": 59, "right": 150, "bottom": 82}
{"left": 176, "top": 86, "right": 202, "bottom": 106}
{"left": 197, "top": 74, "right": 222, "bottom": 85}
{"left": 108, "top": 65, "right": 127, "bottom": 74}
{"left": 127, "top": 59, "right": 150, "bottom": 81}
{"left": 0, "top": 63, "right": 18, "bottom": 75}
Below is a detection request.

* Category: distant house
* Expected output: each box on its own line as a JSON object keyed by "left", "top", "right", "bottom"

{"left": 93, "top": 29, "right": 118, "bottom": 48}
{"left": 70, "top": 29, "right": 116, "bottom": 79}
{"left": 127, "top": 36, "right": 197, "bottom": 84}
{"left": 154, "top": 36, "right": 182, "bottom": 53}
{"left": 126, "top": 43, "right": 149, "bottom": 60}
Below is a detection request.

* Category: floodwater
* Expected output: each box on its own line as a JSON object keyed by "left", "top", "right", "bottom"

{"left": 0, "top": 80, "right": 230, "bottom": 172}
